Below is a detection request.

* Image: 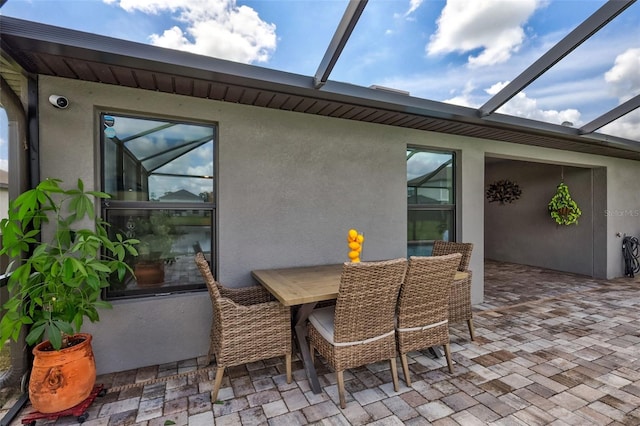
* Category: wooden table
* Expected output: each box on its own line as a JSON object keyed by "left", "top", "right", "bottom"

{"left": 252, "top": 264, "right": 468, "bottom": 393}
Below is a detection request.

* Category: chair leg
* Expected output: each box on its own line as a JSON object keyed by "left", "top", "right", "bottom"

{"left": 285, "top": 353, "right": 292, "bottom": 384}
{"left": 309, "top": 343, "right": 315, "bottom": 364}
{"left": 211, "top": 366, "right": 225, "bottom": 402}
{"left": 337, "top": 370, "right": 346, "bottom": 409}
{"left": 390, "top": 357, "right": 399, "bottom": 392}
{"left": 467, "top": 318, "right": 476, "bottom": 341}
{"left": 400, "top": 353, "right": 411, "bottom": 387}
{"left": 205, "top": 344, "right": 215, "bottom": 365}
{"left": 443, "top": 344, "right": 454, "bottom": 373}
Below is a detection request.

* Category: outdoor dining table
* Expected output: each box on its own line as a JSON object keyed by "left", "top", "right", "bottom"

{"left": 251, "top": 263, "right": 468, "bottom": 394}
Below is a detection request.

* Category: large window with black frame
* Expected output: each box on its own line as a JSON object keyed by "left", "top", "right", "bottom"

{"left": 101, "top": 113, "right": 215, "bottom": 299}
{"left": 407, "top": 147, "right": 456, "bottom": 256}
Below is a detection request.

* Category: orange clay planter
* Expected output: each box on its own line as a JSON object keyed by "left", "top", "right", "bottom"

{"left": 29, "top": 333, "right": 97, "bottom": 413}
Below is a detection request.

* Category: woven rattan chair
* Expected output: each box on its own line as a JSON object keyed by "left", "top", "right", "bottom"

{"left": 396, "top": 253, "right": 462, "bottom": 386}
{"left": 432, "top": 241, "right": 476, "bottom": 340}
{"left": 194, "top": 252, "right": 292, "bottom": 402}
{"left": 307, "top": 258, "right": 407, "bottom": 408}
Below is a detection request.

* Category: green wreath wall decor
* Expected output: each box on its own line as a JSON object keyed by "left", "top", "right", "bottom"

{"left": 548, "top": 182, "right": 582, "bottom": 225}
{"left": 486, "top": 179, "right": 522, "bottom": 204}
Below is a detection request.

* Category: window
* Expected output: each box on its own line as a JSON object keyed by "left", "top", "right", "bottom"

{"left": 101, "top": 113, "right": 215, "bottom": 299}
{"left": 407, "top": 148, "right": 455, "bottom": 256}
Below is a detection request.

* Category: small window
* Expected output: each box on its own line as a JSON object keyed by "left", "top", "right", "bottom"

{"left": 101, "top": 113, "right": 215, "bottom": 299}
{"left": 407, "top": 148, "right": 455, "bottom": 256}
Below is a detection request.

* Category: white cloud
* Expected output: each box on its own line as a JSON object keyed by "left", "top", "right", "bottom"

{"left": 604, "top": 48, "right": 640, "bottom": 102}
{"left": 405, "top": 0, "right": 424, "bottom": 17}
{"left": 427, "top": 0, "right": 543, "bottom": 68}
{"left": 104, "top": 0, "right": 276, "bottom": 64}
{"left": 599, "top": 48, "right": 640, "bottom": 140}
{"left": 600, "top": 109, "right": 640, "bottom": 141}
{"left": 442, "top": 80, "right": 581, "bottom": 126}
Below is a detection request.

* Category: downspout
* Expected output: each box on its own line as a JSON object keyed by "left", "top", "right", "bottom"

{"left": 0, "top": 75, "right": 31, "bottom": 390}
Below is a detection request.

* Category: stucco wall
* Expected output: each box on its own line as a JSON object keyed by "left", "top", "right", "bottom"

{"left": 484, "top": 160, "right": 599, "bottom": 275}
{"left": 37, "top": 76, "right": 640, "bottom": 374}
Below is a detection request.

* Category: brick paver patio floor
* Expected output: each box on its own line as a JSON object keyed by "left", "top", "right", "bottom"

{"left": 3, "top": 260, "right": 640, "bottom": 425}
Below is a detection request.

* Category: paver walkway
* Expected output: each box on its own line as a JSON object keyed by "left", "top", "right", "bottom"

{"left": 3, "top": 260, "right": 640, "bottom": 425}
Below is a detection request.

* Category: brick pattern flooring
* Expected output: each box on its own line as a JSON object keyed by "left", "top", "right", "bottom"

{"left": 3, "top": 260, "right": 640, "bottom": 425}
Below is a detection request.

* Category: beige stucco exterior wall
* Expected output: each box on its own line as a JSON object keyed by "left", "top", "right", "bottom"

{"left": 37, "top": 75, "right": 640, "bottom": 373}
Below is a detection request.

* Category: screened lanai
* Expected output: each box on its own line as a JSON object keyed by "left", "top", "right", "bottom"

{"left": 0, "top": 0, "right": 639, "bottom": 158}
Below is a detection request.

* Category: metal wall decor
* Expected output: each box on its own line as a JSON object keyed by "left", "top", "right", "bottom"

{"left": 486, "top": 179, "right": 522, "bottom": 204}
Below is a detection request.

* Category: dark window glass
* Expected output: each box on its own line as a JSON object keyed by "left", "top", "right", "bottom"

{"left": 101, "top": 113, "right": 215, "bottom": 299}
{"left": 407, "top": 148, "right": 455, "bottom": 256}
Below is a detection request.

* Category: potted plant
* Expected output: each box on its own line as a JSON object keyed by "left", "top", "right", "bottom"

{"left": 0, "top": 178, "right": 138, "bottom": 413}
{"left": 131, "top": 211, "right": 176, "bottom": 286}
{"left": 548, "top": 182, "right": 582, "bottom": 225}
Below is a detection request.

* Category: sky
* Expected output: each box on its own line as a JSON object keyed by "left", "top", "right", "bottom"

{"left": 1, "top": 0, "right": 639, "bottom": 171}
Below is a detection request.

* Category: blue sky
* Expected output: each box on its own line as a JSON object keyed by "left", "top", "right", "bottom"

{"left": 1, "top": 0, "right": 639, "bottom": 166}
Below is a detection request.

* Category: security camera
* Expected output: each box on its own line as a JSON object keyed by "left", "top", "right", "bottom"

{"left": 48, "top": 95, "right": 69, "bottom": 109}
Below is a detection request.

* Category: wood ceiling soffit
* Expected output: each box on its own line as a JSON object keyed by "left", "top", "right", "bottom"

{"left": 152, "top": 73, "right": 172, "bottom": 92}
{"left": 350, "top": 107, "right": 378, "bottom": 121}
{"left": 40, "top": 53, "right": 77, "bottom": 78}
{"left": 64, "top": 58, "right": 98, "bottom": 81}
{"left": 253, "top": 91, "right": 276, "bottom": 107}
{"left": 191, "top": 79, "right": 210, "bottom": 98}
{"left": 280, "top": 95, "right": 306, "bottom": 111}
{"left": 338, "top": 105, "right": 366, "bottom": 119}
{"left": 174, "top": 76, "right": 194, "bottom": 96}
{"left": 208, "top": 83, "right": 228, "bottom": 100}
{"left": 223, "top": 86, "right": 244, "bottom": 103}
{"left": 362, "top": 110, "right": 390, "bottom": 123}
{"left": 378, "top": 112, "right": 406, "bottom": 125}
{"left": 110, "top": 66, "right": 138, "bottom": 88}
{"left": 319, "top": 103, "right": 345, "bottom": 117}
{"left": 263, "top": 93, "right": 289, "bottom": 109}
{"left": 379, "top": 113, "right": 406, "bottom": 125}
{"left": 328, "top": 104, "right": 356, "bottom": 118}
{"left": 240, "top": 88, "right": 261, "bottom": 105}
{"left": 304, "top": 100, "right": 332, "bottom": 114}
{"left": 398, "top": 116, "right": 427, "bottom": 128}
{"left": 294, "top": 98, "right": 318, "bottom": 113}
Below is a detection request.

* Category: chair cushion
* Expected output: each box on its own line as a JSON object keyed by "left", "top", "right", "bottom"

{"left": 309, "top": 306, "right": 395, "bottom": 347}
{"left": 308, "top": 307, "right": 336, "bottom": 344}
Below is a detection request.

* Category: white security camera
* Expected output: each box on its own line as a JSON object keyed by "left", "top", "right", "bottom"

{"left": 48, "top": 95, "right": 69, "bottom": 109}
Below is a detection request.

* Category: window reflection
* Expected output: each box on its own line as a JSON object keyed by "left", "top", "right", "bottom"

{"left": 407, "top": 148, "right": 455, "bottom": 257}
{"left": 102, "top": 114, "right": 214, "bottom": 202}
{"left": 106, "top": 209, "right": 213, "bottom": 297}
{"left": 101, "top": 113, "right": 216, "bottom": 299}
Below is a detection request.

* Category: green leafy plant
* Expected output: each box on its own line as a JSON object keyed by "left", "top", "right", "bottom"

{"left": 548, "top": 182, "right": 582, "bottom": 225}
{"left": 0, "top": 178, "right": 139, "bottom": 350}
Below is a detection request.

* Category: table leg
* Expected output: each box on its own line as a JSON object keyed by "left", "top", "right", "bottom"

{"left": 294, "top": 302, "right": 322, "bottom": 394}
{"left": 429, "top": 347, "right": 441, "bottom": 358}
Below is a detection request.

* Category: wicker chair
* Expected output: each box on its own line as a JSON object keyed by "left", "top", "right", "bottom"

{"left": 432, "top": 241, "right": 476, "bottom": 340}
{"left": 307, "top": 258, "right": 407, "bottom": 408}
{"left": 194, "top": 252, "right": 292, "bottom": 402}
{"left": 396, "top": 254, "right": 462, "bottom": 386}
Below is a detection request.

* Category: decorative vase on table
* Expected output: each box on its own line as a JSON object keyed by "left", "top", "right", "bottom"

{"left": 347, "top": 228, "right": 365, "bottom": 263}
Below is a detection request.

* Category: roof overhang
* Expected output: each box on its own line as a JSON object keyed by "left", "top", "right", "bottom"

{"left": 2, "top": 16, "right": 640, "bottom": 161}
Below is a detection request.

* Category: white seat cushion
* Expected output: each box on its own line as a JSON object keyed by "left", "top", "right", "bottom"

{"left": 308, "top": 306, "right": 394, "bottom": 347}
{"left": 308, "top": 306, "right": 336, "bottom": 344}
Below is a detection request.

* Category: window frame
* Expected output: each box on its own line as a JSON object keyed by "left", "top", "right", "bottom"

{"left": 407, "top": 146, "right": 457, "bottom": 256}
{"left": 99, "top": 111, "right": 217, "bottom": 300}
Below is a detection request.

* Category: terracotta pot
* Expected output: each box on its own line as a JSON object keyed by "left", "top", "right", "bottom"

{"left": 135, "top": 261, "right": 165, "bottom": 287}
{"left": 29, "top": 333, "right": 96, "bottom": 413}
